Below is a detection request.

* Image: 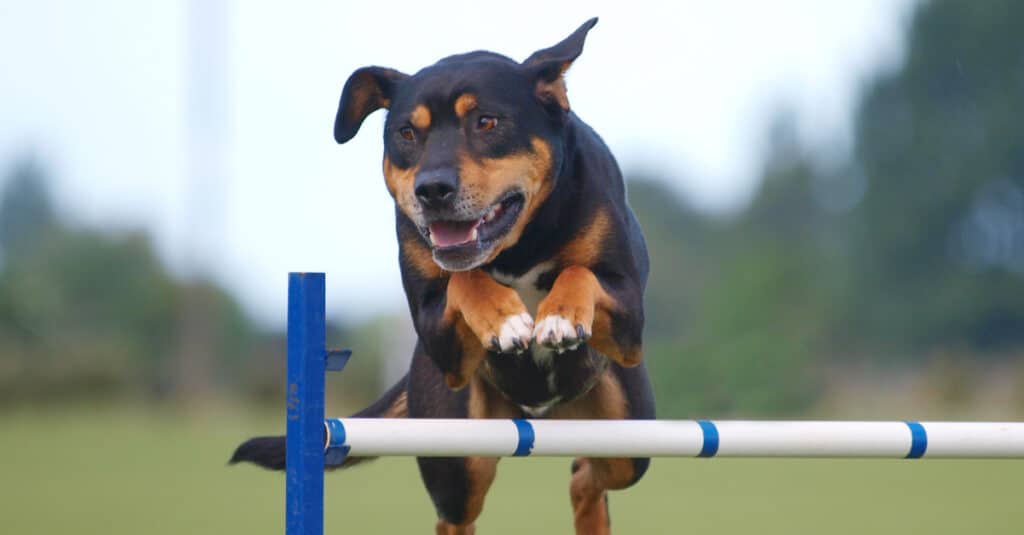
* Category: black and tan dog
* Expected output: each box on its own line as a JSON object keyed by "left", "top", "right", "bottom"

{"left": 232, "top": 18, "right": 654, "bottom": 534}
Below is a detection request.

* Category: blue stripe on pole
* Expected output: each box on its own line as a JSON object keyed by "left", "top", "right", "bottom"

{"left": 905, "top": 421, "right": 928, "bottom": 459}
{"left": 512, "top": 419, "right": 535, "bottom": 456}
{"left": 697, "top": 420, "right": 719, "bottom": 457}
{"left": 324, "top": 419, "right": 350, "bottom": 466}
{"left": 326, "top": 419, "right": 345, "bottom": 448}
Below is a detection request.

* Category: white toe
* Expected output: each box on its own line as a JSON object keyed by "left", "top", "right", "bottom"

{"left": 498, "top": 313, "right": 534, "bottom": 352}
{"left": 534, "top": 315, "right": 576, "bottom": 347}
{"left": 519, "top": 312, "right": 535, "bottom": 332}
{"left": 532, "top": 316, "right": 552, "bottom": 345}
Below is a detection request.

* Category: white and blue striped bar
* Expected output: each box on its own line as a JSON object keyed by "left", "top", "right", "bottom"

{"left": 324, "top": 419, "right": 1024, "bottom": 459}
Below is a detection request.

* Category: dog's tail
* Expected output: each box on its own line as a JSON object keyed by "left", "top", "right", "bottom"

{"left": 229, "top": 373, "right": 408, "bottom": 471}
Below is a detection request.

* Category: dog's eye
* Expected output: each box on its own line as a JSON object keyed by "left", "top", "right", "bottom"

{"left": 476, "top": 116, "right": 498, "bottom": 131}
{"left": 398, "top": 126, "right": 415, "bottom": 141}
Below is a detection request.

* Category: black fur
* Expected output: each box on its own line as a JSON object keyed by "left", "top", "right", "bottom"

{"left": 229, "top": 436, "right": 286, "bottom": 470}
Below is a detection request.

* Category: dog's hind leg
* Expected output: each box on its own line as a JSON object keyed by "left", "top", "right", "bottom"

{"left": 408, "top": 348, "right": 520, "bottom": 533}
{"left": 419, "top": 456, "right": 498, "bottom": 535}
{"left": 568, "top": 457, "right": 642, "bottom": 535}
{"left": 551, "top": 364, "right": 654, "bottom": 534}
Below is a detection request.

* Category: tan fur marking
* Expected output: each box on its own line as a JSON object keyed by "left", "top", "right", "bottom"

{"left": 467, "top": 374, "right": 488, "bottom": 420}
{"left": 536, "top": 265, "right": 641, "bottom": 367}
{"left": 536, "top": 61, "right": 572, "bottom": 111}
{"left": 506, "top": 138, "right": 554, "bottom": 250}
{"left": 382, "top": 156, "right": 419, "bottom": 219}
{"left": 592, "top": 314, "right": 642, "bottom": 367}
{"left": 456, "top": 137, "right": 554, "bottom": 262}
{"left": 560, "top": 209, "right": 611, "bottom": 266}
{"left": 445, "top": 270, "right": 530, "bottom": 345}
{"left": 442, "top": 270, "right": 527, "bottom": 389}
{"left": 454, "top": 94, "right": 478, "bottom": 118}
{"left": 435, "top": 521, "right": 472, "bottom": 535}
{"left": 446, "top": 320, "right": 485, "bottom": 390}
{"left": 401, "top": 236, "right": 445, "bottom": 279}
{"left": 569, "top": 456, "right": 634, "bottom": 535}
{"left": 410, "top": 104, "right": 431, "bottom": 130}
{"left": 463, "top": 456, "right": 497, "bottom": 524}
{"left": 384, "top": 390, "right": 408, "bottom": 418}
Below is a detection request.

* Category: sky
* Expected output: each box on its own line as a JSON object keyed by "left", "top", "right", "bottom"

{"left": 0, "top": 0, "right": 916, "bottom": 326}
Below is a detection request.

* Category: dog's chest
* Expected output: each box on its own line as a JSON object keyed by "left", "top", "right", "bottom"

{"left": 487, "top": 262, "right": 559, "bottom": 402}
{"left": 488, "top": 261, "right": 554, "bottom": 318}
{"left": 484, "top": 261, "right": 608, "bottom": 417}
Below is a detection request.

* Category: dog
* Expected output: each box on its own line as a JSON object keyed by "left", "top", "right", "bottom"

{"left": 232, "top": 18, "right": 655, "bottom": 534}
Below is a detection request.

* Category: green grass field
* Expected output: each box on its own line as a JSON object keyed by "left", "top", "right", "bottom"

{"left": 3, "top": 406, "right": 1023, "bottom": 534}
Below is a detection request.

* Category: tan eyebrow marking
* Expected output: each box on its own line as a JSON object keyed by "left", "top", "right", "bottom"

{"left": 410, "top": 104, "right": 431, "bottom": 129}
{"left": 454, "top": 94, "right": 478, "bottom": 119}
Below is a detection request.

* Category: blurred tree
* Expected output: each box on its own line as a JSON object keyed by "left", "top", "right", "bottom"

{"left": 847, "top": 0, "right": 1024, "bottom": 353}
{"left": 626, "top": 178, "right": 717, "bottom": 342}
{"left": 631, "top": 120, "right": 831, "bottom": 416}
{"left": 634, "top": 0, "right": 1024, "bottom": 417}
{"left": 0, "top": 157, "right": 272, "bottom": 405}
{"left": 0, "top": 155, "right": 57, "bottom": 259}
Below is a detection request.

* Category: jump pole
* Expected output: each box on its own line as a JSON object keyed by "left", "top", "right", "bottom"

{"left": 286, "top": 272, "right": 1024, "bottom": 535}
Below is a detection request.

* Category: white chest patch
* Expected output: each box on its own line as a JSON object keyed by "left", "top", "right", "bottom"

{"left": 490, "top": 261, "right": 554, "bottom": 315}
{"left": 490, "top": 261, "right": 557, "bottom": 367}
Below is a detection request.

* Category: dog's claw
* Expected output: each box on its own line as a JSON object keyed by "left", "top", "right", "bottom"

{"left": 576, "top": 325, "right": 587, "bottom": 341}
{"left": 534, "top": 315, "right": 592, "bottom": 353}
{"left": 492, "top": 312, "right": 535, "bottom": 354}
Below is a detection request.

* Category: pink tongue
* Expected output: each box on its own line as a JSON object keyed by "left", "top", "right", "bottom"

{"left": 429, "top": 220, "right": 480, "bottom": 247}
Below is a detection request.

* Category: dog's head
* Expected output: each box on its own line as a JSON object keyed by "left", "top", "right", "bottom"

{"left": 334, "top": 18, "right": 597, "bottom": 271}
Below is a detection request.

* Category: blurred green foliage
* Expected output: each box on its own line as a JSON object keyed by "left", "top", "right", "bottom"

{"left": 845, "top": 0, "right": 1024, "bottom": 352}
{"left": 635, "top": 0, "right": 1024, "bottom": 417}
{"left": 0, "top": 157, "right": 247, "bottom": 403}
{"left": 0, "top": 156, "right": 393, "bottom": 407}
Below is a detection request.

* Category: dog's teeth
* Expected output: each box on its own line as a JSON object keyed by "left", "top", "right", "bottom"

{"left": 469, "top": 227, "right": 478, "bottom": 241}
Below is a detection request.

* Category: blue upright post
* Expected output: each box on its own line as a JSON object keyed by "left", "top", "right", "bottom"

{"left": 286, "top": 273, "right": 326, "bottom": 535}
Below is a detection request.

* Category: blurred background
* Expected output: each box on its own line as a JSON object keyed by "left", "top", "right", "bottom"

{"left": 2, "top": 0, "right": 1024, "bottom": 533}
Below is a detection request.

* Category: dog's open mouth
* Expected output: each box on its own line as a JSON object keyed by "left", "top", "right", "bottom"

{"left": 423, "top": 191, "right": 524, "bottom": 260}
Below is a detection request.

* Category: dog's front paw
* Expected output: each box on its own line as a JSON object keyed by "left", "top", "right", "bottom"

{"left": 533, "top": 313, "right": 591, "bottom": 354}
{"left": 487, "top": 312, "right": 534, "bottom": 354}
{"left": 447, "top": 270, "right": 534, "bottom": 356}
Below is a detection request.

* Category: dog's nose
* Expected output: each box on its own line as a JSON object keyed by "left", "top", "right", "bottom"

{"left": 414, "top": 169, "right": 458, "bottom": 208}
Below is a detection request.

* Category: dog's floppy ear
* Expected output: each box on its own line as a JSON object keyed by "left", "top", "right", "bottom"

{"left": 523, "top": 17, "right": 598, "bottom": 112}
{"left": 334, "top": 66, "right": 409, "bottom": 144}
